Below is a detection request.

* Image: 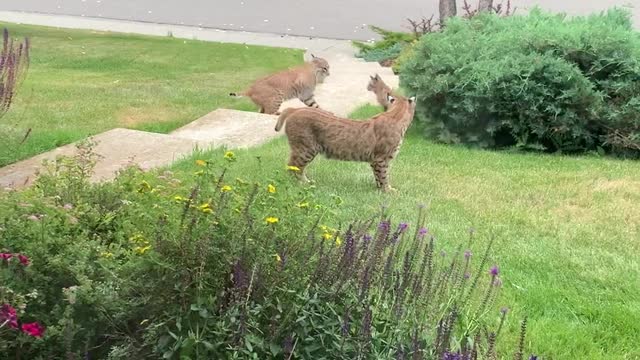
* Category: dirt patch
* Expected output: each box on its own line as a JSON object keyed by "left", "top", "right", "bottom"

{"left": 593, "top": 178, "right": 640, "bottom": 196}
{"left": 117, "top": 105, "right": 179, "bottom": 128}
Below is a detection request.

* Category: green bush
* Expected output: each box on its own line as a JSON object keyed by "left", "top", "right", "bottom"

{"left": 0, "top": 144, "right": 535, "bottom": 359}
{"left": 400, "top": 8, "right": 640, "bottom": 156}
{"left": 353, "top": 26, "right": 415, "bottom": 64}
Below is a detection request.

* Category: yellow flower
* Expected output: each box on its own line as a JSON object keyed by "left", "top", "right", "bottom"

{"left": 195, "top": 159, "right": 207, "bottom": 167}
{"left": 323, "top": 232, "right": 333, "bottom": 240}
{"left": 100, "top": 251, "right": 113, "bottom": 259}
{"left": 287, "top": 165, "right": 301, "bottom": 172}
{"left": 224, "top": 151, "right": 236, "bottom": 161}
{"left": 221, "top": 185, "right": 233, "bottom": 193}
{"left": 134, "top": 245, "right": 151, "bottom": 255}
{"left": 267, "top": 184, "right": 276, "bottom": 194}
{"left": 174, "top": 195, "right": 186, "bottom": 202}
{"left": 274, "top": 254, "right": 282, "bottom": 263}
{"left": 265, "top": 216, "right": 279, "bottom": 224}
{"left": 297, "top": 201, "right": 309, "bottom": 208}
{"left": 335, "top": 236, "right": 342, "bottom": 246}
{"left": 198, "top": 203, "right": 213, "bottom": 214}
{"left": 137, "top": 180, "right": 152, "bottom": 193}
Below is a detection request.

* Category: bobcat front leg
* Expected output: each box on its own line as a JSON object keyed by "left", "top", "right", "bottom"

{"left": 371, "top": 160, "right": 396, "bottom": 193}
{"left": 300, "top": 95, "right": 320, "bottom": 109}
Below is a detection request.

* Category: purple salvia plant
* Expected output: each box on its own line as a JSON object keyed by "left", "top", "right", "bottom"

{"left": 1, "top": 29, "right": 30, "bottom": 118}
{"left": 514, "top": 317, "right": 528, "bottom": 360}
{"left": 359, "top": 306, "right": 373, "bottom": 356}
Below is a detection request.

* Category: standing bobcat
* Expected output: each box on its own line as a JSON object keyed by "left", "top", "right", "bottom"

{"left": 275, "top": 93, "right": 416, "bottom": 192}
{"left": 367, "top": 74, "right": 393, "bottom": 110}
{"left": 229, "top": 54, "right": 330, "bottom": 115}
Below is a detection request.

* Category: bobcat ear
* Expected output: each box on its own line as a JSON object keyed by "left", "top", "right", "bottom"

{"left": 375, "top": 73, "right": 380, "bottom": 80}
{"left": 409, "top": 96, "right": 416, "bottom": 104}
{"left": 387, "top": 93, "right": 396, "bottom": 104}
{"left": 370, "top": 74, "right": 376, "bottom": 80}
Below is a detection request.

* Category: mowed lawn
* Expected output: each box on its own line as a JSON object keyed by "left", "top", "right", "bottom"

{"left": 0, "top": 23, "right": 303, "bottom": 167}
{"left": 171, "top": 105, "right": 640, "bottom": 359}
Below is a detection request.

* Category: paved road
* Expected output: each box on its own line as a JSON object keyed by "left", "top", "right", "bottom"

{"left": 1, "top": 0, "right": 638, "bottom": 40}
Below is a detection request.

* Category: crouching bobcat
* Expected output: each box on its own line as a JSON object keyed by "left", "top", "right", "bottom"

{"left": 229, "top": 54, "right": 330, "bottom": 115}
{"left": 275, "top": 94, "right": 416, "bottom": 192}
{"left": 367, "top": 74, "right": 393, "bottom": 110}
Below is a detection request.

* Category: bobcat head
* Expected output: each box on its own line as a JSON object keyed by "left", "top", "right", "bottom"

{"left": 367, "top": 74, "right": 383, "bottom": 91}
{"left": 311, "top": 54, "right": 330, "bottom": 83}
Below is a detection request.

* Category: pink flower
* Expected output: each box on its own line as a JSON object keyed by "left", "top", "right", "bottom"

{"left": 0, "top": 304, "right": 18, "bottom": 329}
{"left": 0, "top": 253, "right": 12, "bottom": 261}
{"left": 18, "top": 254, "right": 30, "bottom": 266}
{"left": 21, "top": 322, "right": 45, "bottom": 338}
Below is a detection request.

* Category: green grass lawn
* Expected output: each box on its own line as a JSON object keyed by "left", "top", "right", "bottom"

{"left": 170, "top": 105, "right": 640, "bottom": 359}
{"left": 0, "top": 23, "right": 303, "bottom": 167}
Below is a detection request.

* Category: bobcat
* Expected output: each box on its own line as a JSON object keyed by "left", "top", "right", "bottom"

{"left": 367, "top": 74, "right": 393, "bottom": 110}
{"left": 229, "top": 54, "right": 330, "bottom": 115}
{"left": 275, "top": 93, "right": 416, "bottom": 192}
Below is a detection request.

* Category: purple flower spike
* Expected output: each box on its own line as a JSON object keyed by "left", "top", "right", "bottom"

{"left": 378, "top": 221, "right": 390, "bottom": 231}
{"left": 529, "top": 356, "right": 538, "bottom": 360}
{"left": 489, "top": 265, "right": 499, "bottom": 277}
{"left": 418, "top": 227, "right": 428, "bottom": 237}
{"left": 464, "top": 250, "right": 472, "bottom": 259}
{"left": 398, "top": 222, "right": 409, "bottom": 233}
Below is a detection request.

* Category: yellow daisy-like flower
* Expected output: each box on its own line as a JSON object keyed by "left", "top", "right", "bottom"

{"left": 297, "top": 201, "right": 309, "bottom": 208}
{"left": 265, "top": 216, "right": 279, "bottom": 224}
{"left": 195, "top": 159, "right": 207, "bottom": 167}
{"left": 224, "top": 151, "right": 236, "bottom": 161}
{"left": 198, "top": 203, "right": 213, "bottom": 214}
{"left": 287, "top": 165, "right": 301, "bottom": 172}
{"left": 335, "top": 236, "right": 342, "bottom": 246}
{"left": 274, "top": 254, "right": 282, "bottom": 263}
{"left": 322, "top": 232, "right": 333, "bottom": 240}
{"left": 267, "top": 184, "right": 276, "bottom": 193}
{"left": 174, "top": 195, "right": 186, "bottom": 202}
{"left": 221, "top": 185, "right": 233, "bottom": 193}
{"left": 134, "top": 245, "right": 151, "bottom": 255}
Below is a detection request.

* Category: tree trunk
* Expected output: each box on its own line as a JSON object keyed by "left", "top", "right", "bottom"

{"left": 478, "top": 0, "right": 494, "bottom": 12}
{"left": 439, "top": 0, "right": 457, "bottom": 25}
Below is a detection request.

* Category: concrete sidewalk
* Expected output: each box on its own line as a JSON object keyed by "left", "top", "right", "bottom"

{"left": 0, "top": 11, "right": 356, "bottom": 55}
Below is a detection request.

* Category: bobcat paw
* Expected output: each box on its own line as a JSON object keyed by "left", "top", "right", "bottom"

{"left": 382, "top": 186, "right": 398, "bottom": 193}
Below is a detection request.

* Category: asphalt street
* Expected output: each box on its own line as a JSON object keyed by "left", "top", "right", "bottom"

{"left": 1, "top": 0, "right": 637, "bottom": 40}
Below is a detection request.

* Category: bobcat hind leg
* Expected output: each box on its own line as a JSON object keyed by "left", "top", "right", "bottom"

{"left": 289, "top": 146, "right": 317, "bottom": 183}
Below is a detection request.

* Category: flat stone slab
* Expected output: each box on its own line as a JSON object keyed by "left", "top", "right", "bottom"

{"left": 0, "top": 128, "right": 202, "bottom": 188}
{"left": 0, "top": 109, "right": 283, "bottom": 189}
{"left": 170, "top": 108, "right": 281, "bottom": 148}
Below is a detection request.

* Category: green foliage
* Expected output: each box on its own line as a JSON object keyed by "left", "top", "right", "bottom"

{"left": 392, "top": 41, "right": 418, "bottom": 74}
{"left": 400, "top": 9, "right": 640, "bottom": 157}
{"left": 0, "top": 143, "right": 527, "bottom": 359}
{"left": 353, "top": 26, "right": 414, "bottom": 63}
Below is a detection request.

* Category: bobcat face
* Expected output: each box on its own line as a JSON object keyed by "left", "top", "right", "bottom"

{"left": 367, "top": 74, "right": 381, "bottom": 91}
{"left": 311, "top": 54, "right": 330, "bottom": 83}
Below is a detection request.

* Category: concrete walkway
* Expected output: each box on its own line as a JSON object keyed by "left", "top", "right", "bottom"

{"left": 0, "top": 13, "right": 398, "bottom": 189}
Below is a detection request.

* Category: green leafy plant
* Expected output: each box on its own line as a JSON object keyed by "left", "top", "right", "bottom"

{"left": 400, "top": 8, "right": 640, "bottom": 157}
{"left": 0, "top": 146, "right": 536, "bottom": 359}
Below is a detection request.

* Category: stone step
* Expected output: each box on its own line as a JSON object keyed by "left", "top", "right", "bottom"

{"left": 0, "top": 109, "right": 283, "bottom": 189}
{"left": 170, "top": 108, "right": 281, "bottom": 148}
